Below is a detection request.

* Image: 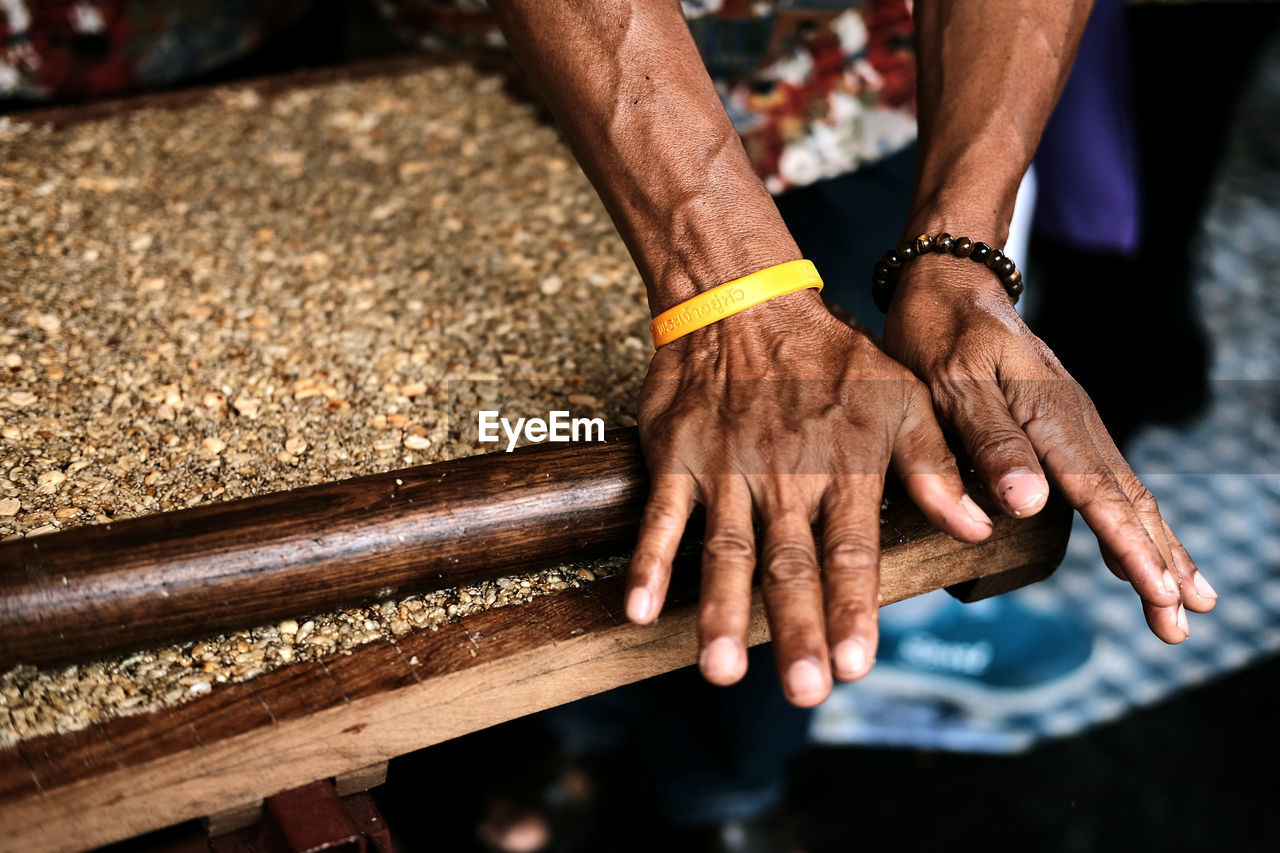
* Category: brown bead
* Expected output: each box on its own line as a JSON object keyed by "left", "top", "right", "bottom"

{"left": 1006, "top": 278, "right": 1024, "bottom": 300}
{"left": 874, "top": 262, "right": 893, "bottom": 281}
{"left": 883, "top": 248, "right": 903, "bottom": 268}
{"left": 1003, "top": 268, "right": 1023, "bottom": 288}
{"left": 994, "top": 257, "right": 1017, "bottom": 279}
{"left": 985, "top": 249, "right": 1005, "bottom": 270}
{"left": 899, "top": 243, "right": 917, "bottom": 262}
{"left": 915, "top": 233, "right": 935, "bottom": 255}
{"left": 934, "top": 233, "right": 954, "bottom": 253}
{"left": 952, "top": 237, "right": 974, "bottom": 258}
{"left": 971, "top": 242, "right": 992, "bottom": 263}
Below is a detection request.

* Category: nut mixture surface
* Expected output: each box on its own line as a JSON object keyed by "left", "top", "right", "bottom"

{"left": 0, "top": 62, "right": 651, "bottom": 746}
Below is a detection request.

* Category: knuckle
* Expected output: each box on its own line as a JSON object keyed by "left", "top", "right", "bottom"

{"left": 642, "top": 496, "right": 687, "bottom": 531}
{"left": 969, "top": 428, "right": 1029, "bottom": 463}
{"left": 1131, "top": 485, "right": 1160, "bottom": 515}
{"left": 1074, "top": 480, "right": 1132, "bottom": 516}
{"left": 761, "top": 543, "right": 817, "bottom": 587}
{"left": 826, "top": 595, "right": 879, "bottom": 632}
{"left": 769, "top": 613, "right": 825, "bottom": 649}
{"left": 703, "top": 530, "right": 756, "bottom": 566}
{"left": 905, "top": 374, "right": 932, "bottom": 405}
{"left": 928, "top": 377, "right": 965, "bottom": 416}
{"left": 822, "top": 539, "right": 880, "bottom": 576}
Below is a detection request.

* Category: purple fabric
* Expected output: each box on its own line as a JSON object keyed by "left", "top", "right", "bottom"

{"left": 1033, "top": 0, "right": 1141, "bottom": 254}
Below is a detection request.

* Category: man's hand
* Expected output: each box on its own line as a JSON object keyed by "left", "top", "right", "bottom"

{"left": 625, "top": 290, "right": 995, "bottom": 707}
{"left": 883, "top": 261, "right": 1218, "bottom": 643}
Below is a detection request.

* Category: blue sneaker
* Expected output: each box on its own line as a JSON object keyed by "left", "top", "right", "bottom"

{"left": 858, "top": 592, "right": 1098, "bottom": 718}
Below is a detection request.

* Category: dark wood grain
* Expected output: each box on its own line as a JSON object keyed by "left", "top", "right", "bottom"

{"left": 395, "top": 622, "right": 481, "bottom": 681}
{"left": 456, "top": 603, "right": 556, "bottom": 660}
{"left": 0, "top": 746, "right": 38, "bottom": 801}
{"left": 0, "top": 490, "right": 1073, "bottom": 852}
{"left": 18, "top": 724, "right": 120, "bottom": 790}
{"left": 251, "top": 663, "right": 348, "bottom": 723}
{"left": 102, "top": 706, "right": 201, "bottom": 768}
{"left": 0, "top": 429, "right": 647, "bottom": 669}
{"left": 520, "top": 585, "right": 621, "bottom": 642}
{"left": 322, "top": 644, "right": 417, "bottom": 702}
{"left": 183, "top": 683, "right": 274, "bottom": 745}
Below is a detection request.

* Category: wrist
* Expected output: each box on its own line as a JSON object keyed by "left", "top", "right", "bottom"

{"left": 900, "top": 203, "right": 1013, "bottom": 252}
{"left": 662, "top": 287, "right": 830, "bottom": 358}
{"left": 890, "top": 252, "right": 1013, "bottom": 315}
{"left": 644, "top": 237, "right": 803, "bottom": 317}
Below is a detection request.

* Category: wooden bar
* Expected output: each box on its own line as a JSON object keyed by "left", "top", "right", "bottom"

{"left": 0, "top": 488, "right": 1072, "bottom": 853}
{"left": 0, "top": 429, "right": 647, "bottom": 670}
{"left": 17, "top": 724, "right": 121, "bottom": 791}
{"left": 0, "top": 747, "right": 38, "bottom": 802}
{"left": 251, "top": 663, "right": 348, "bottom": 724}
{"left": 100, "top": 706, "right": 201, "bottom": 769}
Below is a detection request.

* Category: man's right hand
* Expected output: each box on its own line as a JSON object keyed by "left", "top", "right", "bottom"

{"left": 625, "top": 289, "right": 996, "bottom": 707}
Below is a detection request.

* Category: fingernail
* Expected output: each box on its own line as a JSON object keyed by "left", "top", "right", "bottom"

{"left": 998, "top": 468, "right": 1047, "bottom": 515}
{"left": 786, "top": 659, "right": 827, "bottom": 703}
{"left": 833, "top": 640, "right": 871, "bottom": 679}
{"left": 701, "top": 637, "right": 744, "bottom": 683}
{"left": 1176, "top": 603, "right": 1189, "bottom": 637}
{"left": 1192, "top": 572, "right": 1218, "bottom": 600}
{"left": 1161, "top": 570, "right": 1178, "bottom": 597}
{"left": 960, "top": 494, "right": 993, "bottom": 528}
{"left": 626, "top": 587, "right": 652, "bottom": 623}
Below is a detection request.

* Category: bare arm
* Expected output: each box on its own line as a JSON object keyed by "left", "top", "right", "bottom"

{"left": 488, "top": 0, "right": 991, "bottom": 707}
{"left": 907, "top": 0, "right": 1091, "bottom": 244}
{"left": 883, "top": 0, "right": 1217, "bottom": 642}
{"left": 488, "top": 0, "right": 799, "bottom": 315}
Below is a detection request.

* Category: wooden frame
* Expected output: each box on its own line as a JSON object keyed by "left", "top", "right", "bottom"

{"left": 0, "top": 488, "right": 1071, "bottom": 853}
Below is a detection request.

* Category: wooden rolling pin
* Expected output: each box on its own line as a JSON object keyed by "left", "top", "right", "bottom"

{"left": 0, "top": 430, "right": 648, "bottom": 669}
{"left": 0, "top": 426, "right": 1074, "bottom": 671}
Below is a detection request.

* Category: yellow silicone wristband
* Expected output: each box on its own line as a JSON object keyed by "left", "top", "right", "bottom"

{"left": 648, "top": 259, "right": 824, "bottom": 348}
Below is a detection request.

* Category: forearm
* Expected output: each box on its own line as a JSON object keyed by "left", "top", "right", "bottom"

{"left": 906, "top": 0, "right": 1094, "bottom": 245}
{"left": 487, "top": 0, "right": 801, "bottom": 316}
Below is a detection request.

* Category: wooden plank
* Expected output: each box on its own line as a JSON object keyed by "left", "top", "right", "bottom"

{"left": 333, "top": 762, "right": 388, "bottom": 797}
{"left": 322, "top": 644, "right": 417, "bottom": 702}
{"left": 204, "top": 800, "right": 263, "bottom": 837}
{"left": 518, "top": 585, "right": 621, "bottom": 642}
{"left": 0, "top": 488, "right": 1073, "bottom": 853}
{"left": 0, "top": 746, "right": 38, "bottom": 801}
{"left": 456, "top": 604, "right": 557, "bottom": 659}
{"left": 18, "top": 724, "right": 120, "bottom": 791}
{"left": 101, "top": 706, "right": 201, "bottom": 769}
{"left": 183, "top": 683, "right": 274, "bottom": 745}
{"left": 0, "top": 430, "right": 647, "bottom": 670}
{"left": 394, "top": 622, "right": 480, "bottom": 680}
{"left": 251, "top": 663, "right": 348, "bottom": 723}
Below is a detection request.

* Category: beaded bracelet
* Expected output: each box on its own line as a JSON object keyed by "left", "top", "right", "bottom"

{"left": 871, "top": 233, "right": 1024, "bottom": 313}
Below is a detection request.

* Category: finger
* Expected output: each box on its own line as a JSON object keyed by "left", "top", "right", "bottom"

{"left": 1101, "top": 543, "right": 1187, "bottom": 644}
{"left": 1046, "top": 467, "right": 1180, "bottom": 614}
{"left": 936, "top": 379, "right": 1049, "bottom": 518}
{"left": 1077, "top": 402, "right": 1218, "bottom": 615}
{"left": 892, "top": 383, "right": 993, "bottom": 542}
{"left": 627, "top": 473, "right": 695, "bottom": 625}
{"left": 1164, "top": 519, "right": 1217, "bottom": 613}
{"left": 758, "top": 498, "right": 831, "bottom": 708}
{"left": 697, "top": 476, "right": 756, "bottom": 686}
{"left": 1143, "top": 597, "right": 1189, "bottom": 645}
{"left": 1002, "top": 378, "right": 1181, "bottom": 615}
{"left": 820, "top": 475, "right": 883, "bottom": 682}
